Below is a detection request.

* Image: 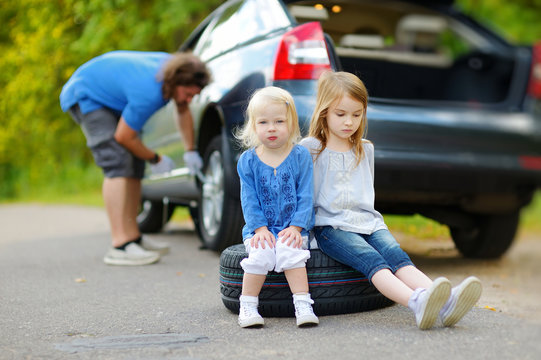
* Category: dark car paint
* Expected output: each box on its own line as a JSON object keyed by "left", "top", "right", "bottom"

{"left": 141, "top": 0, "right": 541, "bottom": 256}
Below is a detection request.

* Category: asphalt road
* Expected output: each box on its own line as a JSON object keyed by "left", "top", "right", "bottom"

{"left": 1, "top": 204, "right": 540, "bottom": 360}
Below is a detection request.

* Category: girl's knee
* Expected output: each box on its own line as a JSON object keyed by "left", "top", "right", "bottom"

{"left": 241, "top": 247, "right": 276, "bottom": 274}
{"left": 275, "top": 245, "right": 310, "bottom": 273}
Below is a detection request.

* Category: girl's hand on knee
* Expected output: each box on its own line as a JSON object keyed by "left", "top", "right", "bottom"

{"left": 278, "top": 226, "right": 302, "bottom": 248}
{"left": 252, "top": 227, "right": 275, "bottom": 249}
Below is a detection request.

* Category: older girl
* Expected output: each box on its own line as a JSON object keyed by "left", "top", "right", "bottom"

{"left": 300, "top": 72, "right": 481, "bottom": 329}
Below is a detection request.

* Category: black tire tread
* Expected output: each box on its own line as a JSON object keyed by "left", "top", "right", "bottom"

{"left": 219, "top": 244, "right": 393, "bottom": 317}
{"left": 198, "top": 136, "right": 243, "bottom": 251}
{"left": 137, "top": 200, "right": 175, "bottom": 233}
{"left": 451, "top": 211, "right": 520, "bottom": 259}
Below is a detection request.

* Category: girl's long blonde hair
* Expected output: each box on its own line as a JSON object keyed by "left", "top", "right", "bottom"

{"left": 236, "top": 86, "right": 300, "bottom": 149}
{"left": 308, "top": 71, "right": 369, "bottom": 165}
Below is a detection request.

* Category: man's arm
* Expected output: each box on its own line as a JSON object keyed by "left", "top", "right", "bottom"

{"left": 114, "top": 117, "right": 158, "bottom": 161}
{"left": 176, "top": 103, "right": 196, "bottom": 151}
{"left": 176, "top": 103, "right": 203, "bottom": 175}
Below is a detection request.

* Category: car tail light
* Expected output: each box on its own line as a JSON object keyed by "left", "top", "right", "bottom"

{"left": 273, "top": 22, "right": 331, "bottom": 80}
{"left": 528, "top": 41, "right": 541, "bottom": 98}
{"left": 519, "top": 155, "right": 541, "bottom": 170}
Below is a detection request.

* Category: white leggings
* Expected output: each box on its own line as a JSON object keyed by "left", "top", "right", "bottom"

{"left": 240, "top": 236, "right": 310, "bottom": 274}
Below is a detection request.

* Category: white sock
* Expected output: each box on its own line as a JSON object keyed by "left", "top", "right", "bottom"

{"left": 240, "top": 295, "right": 258, "bottom": 304}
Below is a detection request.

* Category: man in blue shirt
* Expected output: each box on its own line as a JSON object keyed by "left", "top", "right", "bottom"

{"left": 60, "top": 50, "right": 210, "bottom": 266}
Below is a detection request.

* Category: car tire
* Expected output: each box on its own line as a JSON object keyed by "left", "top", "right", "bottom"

{"left": 220, "top": 244, "right": 394, "bottom": 317}
{"left": 137, "top": 198, "right": 175, "bottom": 233}
{"left": 450, "top": 211, "right": 520, "bottom": 259}
{"left": 197, "top": 135, "right": 243, "bottom": 251}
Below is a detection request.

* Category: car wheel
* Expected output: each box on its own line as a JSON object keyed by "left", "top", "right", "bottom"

{"left": 197, "top": 135, "right": 243, "bottom": 251}
{"left": 137, "top": 198, "right": 175, "bottom": 233}
{"left": 220, "top": 244, "right": 394, "bottom": 317}
{"left": 450, "top": 211, "right": 520, "bottom": 259}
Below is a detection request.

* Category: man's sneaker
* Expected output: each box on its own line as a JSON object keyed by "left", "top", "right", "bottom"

{"left": 140, "top": 237, "right": 170, "bottom": 255}
{"left": 238, "top": 296, "right": 264, "bottom": 328}
{"left": 408, "top": 277, "right": 451, "bottom": 330}
{"left": 440, "top": 276, "right": 482, "bottom": 327}
{"left": 103, "top": 242, "right": 160, "bottom": 266}
{"left": 293, "top": 293, "right": 319, "bottom": 327}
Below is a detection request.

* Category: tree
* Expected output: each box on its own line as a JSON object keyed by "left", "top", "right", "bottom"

{"left": 1, "top": 0, "right": 540, "bottom": 200}
{"left": 0, "top": 0, "right": 220, "bottom": 199}
{"left": 457, "top": 0, "right": 541, "bottom": 44}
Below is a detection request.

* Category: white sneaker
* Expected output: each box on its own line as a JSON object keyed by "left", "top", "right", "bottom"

{"left": 140, "top": 237, "right": 170, "bottom": 255}
{"left": 440, "top": 276, "right": 482, "bottom": 327}
{"left": 293, "top": 293, "right": 319, "bottom": 327}
{"left": 238, "top": 296, "right": 264, "bottom": 328}
{"left": 103, "top": 242, "right": 160, "bottom": 266}
{"left": 408, "top": 277, "right": 451, "bottom": 330}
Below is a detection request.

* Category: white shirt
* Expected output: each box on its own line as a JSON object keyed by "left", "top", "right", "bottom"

{"left": 300, "top": 137, "right": 387, "bottom": 235}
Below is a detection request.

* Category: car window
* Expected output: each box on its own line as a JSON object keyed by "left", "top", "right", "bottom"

{"left": 288, "top": 1, "right": 512, "bottom": 103}
{"left": 194, "top": 0, "right": 290, "bottom": 61}
{"left": 288, "top": 1, "right": 494, "bottom": 62}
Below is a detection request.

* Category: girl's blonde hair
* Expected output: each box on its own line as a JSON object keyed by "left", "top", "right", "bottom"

{"left": 308, "top": 71, "right": 369, "bottom": 165}
{"left": 236, "top": 86, "right": 300, "bottom": 149}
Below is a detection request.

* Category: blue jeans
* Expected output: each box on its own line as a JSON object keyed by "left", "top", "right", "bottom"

{"left": 314, "top": 226, "right": 414, "bottom": 282}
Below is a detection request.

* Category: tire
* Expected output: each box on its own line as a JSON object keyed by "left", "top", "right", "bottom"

{"left": 450, "top": 211, "right": 520, "bottom": 259}
{"left": 220, "top": 244, "right": 394, "bottom": 317}
{"left": 197, "top": 135, "right": 243, "bottom": 251}
{"left": 137, "top": 198, "right": 175, "bottom": 233}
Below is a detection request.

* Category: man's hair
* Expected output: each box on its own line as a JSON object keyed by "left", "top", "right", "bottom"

{"left": 160, "top": 52, "right": 211, "bottom": 99}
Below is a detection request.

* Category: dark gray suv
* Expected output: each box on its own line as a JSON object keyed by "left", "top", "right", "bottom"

{"left": 138, "top": 0, "right": 541, "bottom": 258}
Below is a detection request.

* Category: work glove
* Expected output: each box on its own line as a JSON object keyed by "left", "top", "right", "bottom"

{"left": 183, "top": 150, "right": 203, "bottom": 175}
{"left": 150, "top": 154, "right": 176, "bottom": 174}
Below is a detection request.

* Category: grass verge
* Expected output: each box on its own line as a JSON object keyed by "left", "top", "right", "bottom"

{"left": 3, "top": 181, "right": 540, "bottom": 239}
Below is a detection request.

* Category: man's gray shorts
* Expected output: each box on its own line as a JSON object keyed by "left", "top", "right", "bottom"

{"left": 68, "top": 105, "right": 145, "bottom": 179}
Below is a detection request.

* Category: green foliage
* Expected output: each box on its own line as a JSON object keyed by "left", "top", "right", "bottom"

{"left": 456, "top": 0, "right": 541, "bottom": 44}
{"left": 11, "top": 165, "right": 104, "bottom": 206}
{"left": 1, "top": 0, "right": 540, "bottom": 202}
{"left": 0, "top": 0, "right": 220, "bottom": 200}
{"left": 521, "top": 190, "right": 541, "bottom": 233}
{"left": 385, "top": 214, "right": 450, "bottom": 240}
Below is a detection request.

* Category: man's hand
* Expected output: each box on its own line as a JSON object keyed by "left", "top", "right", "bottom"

{"left": 183, "top": 150, "right": 203, "bottom": 175}
{"left": 150, "top": 155, "right": 176, "bottom": 174}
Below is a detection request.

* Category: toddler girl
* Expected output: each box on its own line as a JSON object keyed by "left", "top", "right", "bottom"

{"left": 235, "top": 86, "right": 319, "bottom": 328}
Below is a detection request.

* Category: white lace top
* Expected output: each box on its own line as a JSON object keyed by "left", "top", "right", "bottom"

{"left": 299, "top": 137, "right": 387, "bottom": 235}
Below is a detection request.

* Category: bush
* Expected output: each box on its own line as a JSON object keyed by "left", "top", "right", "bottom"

{"left": 1, "top": 0, "right": 539, "bottom": 202}
{"left": 0, "top": 0, "right": 220, "bottom": 201}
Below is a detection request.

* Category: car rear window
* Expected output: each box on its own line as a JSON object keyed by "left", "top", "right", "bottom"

{"left": 195, "top": 0, "right": 290, "bottom": 61}
{"left": 288, "top": 0, "right": 516, "bottom": 105}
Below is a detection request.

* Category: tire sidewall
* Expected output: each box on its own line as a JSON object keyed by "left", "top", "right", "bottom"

{"left": 220, "top": 244, "right": 393, "bottom": 317}
{"left": 137, "top": 199, "right": 174, "bottom": 233}
{"left": 198, "top": 136, "right": 243, "bottom": 251}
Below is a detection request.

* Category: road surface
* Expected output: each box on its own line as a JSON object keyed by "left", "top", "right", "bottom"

{"left": 0, "top": 204, "right": 540, "bottom": 359}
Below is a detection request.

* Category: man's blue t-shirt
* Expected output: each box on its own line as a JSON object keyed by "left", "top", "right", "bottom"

{"left": 60, "top": 50, "right": 171, "bottom": 132}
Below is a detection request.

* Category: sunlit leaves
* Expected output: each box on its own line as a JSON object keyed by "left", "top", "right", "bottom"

{"left": 456, "top": 0, "right": 541, "bottom": 44}
{"left": 0, "top": 0, "right": 539, "bottom": 199}
{"left": 0, "top": 0, "right": 220, "bottom": 199}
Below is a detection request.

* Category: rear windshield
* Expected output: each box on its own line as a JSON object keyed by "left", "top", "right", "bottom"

{"left": 288, "top": 0, "right": 516, "bottom": 104}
